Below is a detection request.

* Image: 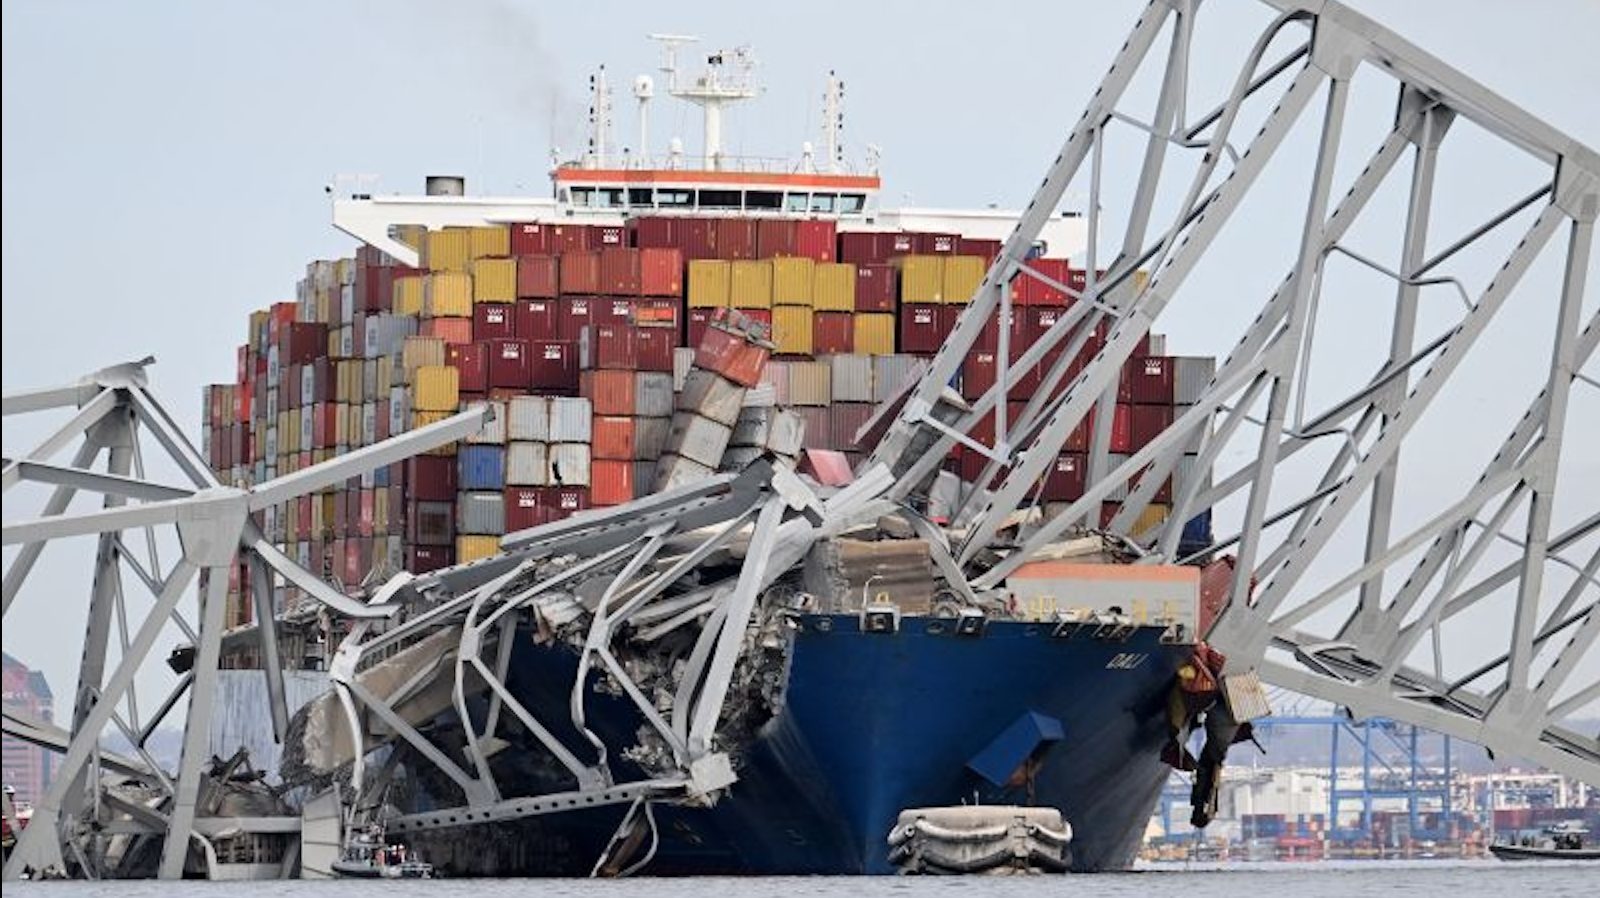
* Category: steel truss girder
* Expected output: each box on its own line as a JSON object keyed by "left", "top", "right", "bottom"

{"left": 1, "top": 367, "right": 487, "bottom": 880}
{"left": 865, "top": 0, "right": 1600, "bottom": 782}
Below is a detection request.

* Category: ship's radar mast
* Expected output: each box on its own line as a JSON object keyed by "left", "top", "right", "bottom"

{"left": 585, "top": 65, "right": 615, "bottom": 169}
{"left": 649, "top": 33, "right": 760, "bottom": 171}
{"left": 820, "top": 71, "right": 844, "bottom": 174}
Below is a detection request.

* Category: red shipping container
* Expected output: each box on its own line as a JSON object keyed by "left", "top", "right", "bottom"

{"left": 406, "top": 545, "right": 454, "bottom": 574}
{"left": 899, "top": 303, "right": 944, "bottom": 354}
{"left": 581, "top": 369, "right": 637, "bottom": 416}
{"left": 332, "top": 493, "right": 349, "bottom": 539}
{"left": 795, "top": 220, "right": 837, "bottom": 262}
{"left": 1068, "top": 267, "right": 1107, "bottom": 294}
{"left": 687, "top": 307, "right": 714, "bottom": 349}
{"left": 559, "top": 251, "right": 602, "bottom": 294}
{"left": 593, "top": 297, "right": 636, "bottom": 328}
{"left": 296, "top": 495, "right": 313, "bottom": 540}
{"left": 694, "top": 325, "right": 769, "bottom": 387}
{"left": 375, "top": 399, "right": 391, "bottom": 441}
{"left": 592, "top": 417, "right": 636, "bottom": 460}
{"left": 591, "top": 323, "right": 638, "bottom": 370}
{"left": 636, "top": 327, "right": 676, "bottom": 372}
{"left": 281, "top": 322, "right": 328, "bottom": 364}
{"left": 813, "top": 312, "right": 854, "bottom": 354}
{"left": 592, "top": 225, "right": 626, "bottom": 249}
{"left": 854, "top": 264, "right": 897, "bottom": 312}
{"left": 938, "top": 305, "right": 965, "bottom": 344}
{"left": 422, "top": 317, "right": 473, "bottom": 345}
{"left": 281, "top": 365, "right": 301, "bottom": 410}
{"left": 1110, "top": 403, "right": 1134, "bottom": 452}
{"left": 886, "top": 232, "right": 917, "bottom": 258}
{"left": 639, "top": 247, "right": 684, "bottom": 296}
{"left": 915, "top": 232, "right": 958, "bottom": 255}
{"left": 557, "top": 297, "right": 595, "bottom": 342}
{"left": 634, "top": 298, "right": 680, "bottom": 331}
{"left": 1042, "top": 453, "right": 1087, "bottom": 501}
{"left": 829, "top": 403, "right": 874, "bottom": 451}
{"left": 516, "top": 255, "right": 559, "bottom": 298}
{"left": 1128, "top": 356, "right": 1175, "bottom": 405}
{"left": 1130, "top": 403, "right": 1174, "bottom": 448}
{"left": 590, "top": 460, "right": 634, "bottom": 506}
{"left": 516, "top": 298, "right": 559, "bottom": 341}
{"left": 1065, "top": 415, "right": 1093, "bottom": 452}
{"left": 958, "top": 238, "right": 1002, "bottom": 264}
{"left": 839, "top": 232, "right": 887, "bottom": 265}
{"left": 505, "top": 486, "right": 544, "bottom": 531}
{"left": 973, "top": 307, "right": 1027, "bottom": 354}
{"left": 600, "top": 247, "right": 642, "bottom": 295}
{"left": 447, "top": 342, "right": 489, "bottom": 393}
{"left": 529, "top": 340, "right": 579, "bottom": 393}
{"left": 676, "top": 218, "right": 718, "bottom": 260}
{"left": 317, "top": 403, "right": 340, "bottom": 450}
{"left": 756, "top": 219, "right": 798, "bottom": 258}
{"left": 798, "top": 407, "right": 833, "bottom": 449}
{"left": 358, "top": 489, "right": 375, "bottom": 538}
{"left": 486, "top": 338, "right": 532, "bottom": 389}
{"left": 550, "top": 224, "right": 593, "bottom": 255}
{"left": 509, "top": 222, "right": 553, "bottom": 256}
{"left": 630, "top": 216, "right": 676, "bottom": 249}
{"left": 735, "top": 308, "right": 772, "bottom": 332}
{"left": 540, "top": 486, "right": 590, "bottom": 521}
{"left": 961, "top": 351, "right": 1034, "bottom": 402}
{"left": 715, "top": 218, "right": 757, "bottom": 260}
{"left": 1016, "top": 258, "right": 1071, "bottom": 306}
{"left": 473, "top": 303, "right": 517, "bottom": 340}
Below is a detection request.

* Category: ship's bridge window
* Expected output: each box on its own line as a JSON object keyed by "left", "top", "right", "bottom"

{"left": 571, "top": 187, "right": 593, "bottom": 206}
{"left": 699, "top": 189, "right": 740, "bottom": 209}
{"left": 596, "top": 188, "right": 624, "bottom": 208}
{"left": 810, "top": 193, "right": 837, "bottom": 213}
{"left": 747, "top": 190, "right": 781, "bottom": 210}
{"left": 628, "top": 188, "right": 654, "bottom": 207}
{"left": 838, "top": 194, "right": 866, "bottom": 214}
{"left": 785, "top": 193, "right": 809, "bottom": 213}
{"left": 657, "top": 189, "right": 692, "bottom": 208}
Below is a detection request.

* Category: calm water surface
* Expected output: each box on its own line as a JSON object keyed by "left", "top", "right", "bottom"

{"left": 6, "top": 862, "right": 1593, "bottom": 897}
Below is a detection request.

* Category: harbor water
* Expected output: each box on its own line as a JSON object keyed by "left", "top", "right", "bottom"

{"left": 5, "top": 863, "right": 1592, "bottom": 897}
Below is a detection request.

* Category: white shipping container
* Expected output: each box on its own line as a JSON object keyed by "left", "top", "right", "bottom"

{"left": 677, "top": 369, "right": 747, "bottom": 426}
{"left": 361, "top": 402, "right": 377, "bottom": 445}
{"left": 731, "top": 406, "right": 772, "bottom": 447}
{"left": 300, "top": 366, "right": 317, "bottom": 407}
{"left": 456, "top": 490, "right": 506, "bottom": 536}
{"left": 767, "top": 408, "right": 806, "bottom": 457}
{"left": 465, "top": 399, "right": 509, "bottom": 445}
{"left": 764, "top": 360, "right": 791, "bottom": 406}
{"left": 742, "top": 382, "right": 776, "bottom": 408}
{"left": 507, "top": 396, "right": 550, "bottom": 442}
{"left": 633, "top": 462, "right": 656, "bottom": 496}
{"left": 506, "top": 441, "right": 549, "bottom": 486}
{"left": 549, "top": 397, "right": 592, "bottom": 443}
{"left": 1173, "top": 356, "right": 1216, "bottom": 406}
{"left": 634, "top": 372, "right": 675, "bottom": 418}
{"left": 824, "top": 354, "right": 873, "bottom": 403}
{"left": 338, "top": 325, "right": 355, "bottom": 359}
{"left": 786, "top": 361, "right": 831, "bottom": 406}
{"left": 872, "top": 355, "right": 928, "bottom": 404}
{"left": 389, "top": 387, "right": 410, "bottom": 436}
{"left": 666, "top": 411, "right": 733, "bottom": 468}
{"left": 633, "top": 416, "right": 672, "bottom": 461}
{"left": 298, "top": 406, "right": 314, "bottom": 453}
{"left": 653, "top": 453, "right": 716, "bottom": 493}
{"left": 363, "top": 359, "right": 380, "bottom": 401}
{"left": 673, "top": 348, "right": 697, "bottom": 392}
{"left": 365, "top": 314, "right": 417, "bottom": 360}
{"left": 548, "top": 443, "right": 592, "bottom": 487}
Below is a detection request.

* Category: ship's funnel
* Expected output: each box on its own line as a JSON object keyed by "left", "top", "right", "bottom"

{"left": 425, "top": 175, "right": 466, "bottom": 196}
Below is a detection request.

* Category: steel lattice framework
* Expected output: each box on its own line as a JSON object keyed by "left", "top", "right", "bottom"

{"left": 870, "top": 0, "right": 1598, "bottom": 781}
{"left": 1, "top": 360, "right": 488, "bottom": 878}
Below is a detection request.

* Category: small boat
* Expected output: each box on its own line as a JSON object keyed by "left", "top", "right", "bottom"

{"left": 331, "top": 824, "right": 436, "bottom": 879}
{"left": 1490, "top": 821, "right": 1600, "bottom": 861}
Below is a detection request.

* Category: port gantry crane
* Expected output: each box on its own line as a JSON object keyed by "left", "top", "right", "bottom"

{"left": 2, "top": 0, "right": 1594, "bottom": 881}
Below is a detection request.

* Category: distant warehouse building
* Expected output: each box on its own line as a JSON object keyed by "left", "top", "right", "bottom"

{"left": 2, "top": 652, "right": 57, "bottom": 804}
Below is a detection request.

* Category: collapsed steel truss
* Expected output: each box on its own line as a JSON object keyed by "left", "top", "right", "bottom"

{"left": 1, "top": 360, "right": 488, "bottom": 878}
{"left": 871, "top": 0, "right": 1598, "bottom": 780}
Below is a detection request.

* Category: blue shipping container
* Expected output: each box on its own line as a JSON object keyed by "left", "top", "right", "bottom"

{"left": 458, "top": 445, "right": 506, "bottom": 491}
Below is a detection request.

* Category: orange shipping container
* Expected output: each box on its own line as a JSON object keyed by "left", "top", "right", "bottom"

{"left": 592, "top": 416, "right": 636, "bottom": 460}
{"left": 590, "top": 459, "right": 634, "bottom": 506}
{"left": 639, "top": 247, "right": 684, "bottom": 297}
{"left": 420, "top": 317, "right": 473, "bottom": 345}
{"left": 580, "top": 369, "right": 637, "bottom": 416}
{"left": 560, "top": 251, "right": 603, "bottom": 295}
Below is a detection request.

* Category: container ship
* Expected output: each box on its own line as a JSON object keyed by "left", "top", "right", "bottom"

{"left": 202, "top": 39, "right": 1232, "bottom": 876}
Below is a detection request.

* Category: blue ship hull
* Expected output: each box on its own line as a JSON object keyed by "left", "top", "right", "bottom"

{"left": 415, "top": 613, "right": 1187, "bottom": 875}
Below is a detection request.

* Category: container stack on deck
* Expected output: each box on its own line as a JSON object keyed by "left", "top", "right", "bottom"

{"left": 199, "top": 216, "right": 1213, "bottom": 630}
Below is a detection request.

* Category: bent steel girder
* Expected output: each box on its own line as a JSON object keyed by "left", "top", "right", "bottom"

{"left": 867, "top": 1, "right": 1599, "bottom": 781}
{"left": 1, "top": 364, "right": 487, "bottom": 880}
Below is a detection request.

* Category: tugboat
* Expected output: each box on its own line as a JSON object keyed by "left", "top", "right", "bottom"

{"left": 331, "top": 823, "right": 436, "bottom": 879}
{"left": 1490, "top": 821, "right": 1600, "bottom": 861}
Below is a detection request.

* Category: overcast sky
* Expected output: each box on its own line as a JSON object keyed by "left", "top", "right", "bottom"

{"left": 3, "top": 2, "right": 1596, "bottom": 739}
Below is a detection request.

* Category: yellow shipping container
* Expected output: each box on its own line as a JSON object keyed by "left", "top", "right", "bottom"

{"left": 424, "top": 272, "right": 473, "bottom": 318}
{"left": 854, "top": 313, "right": 897, "bottom": 356}
{"left": 898, "top": 255, "right": 945, "bottom": 303}
{"left": 770, "top": 257, "right": 816, "bottom": 307}
{"left": 336, "top": 258, "right": 357, "bottom": 287}
{"left": 1127, "top": 503, "right": 1170, "bottom": 538}
{"left": 813, "top": 263, "right": 856, "bottom": 312}
{"left": 401, "top": 336, "right": 447, "bottom": 379}
{"left": 772, "top": 306, "right": 814, "bottom": 356}
{"left": 373, "top": 488, "right": 389, "bottom": 536}
{"left": 421, "top": 228, "right": 471, "bottom": 272}
{"left": 468, "top": 225, "right": 510, "bottom": 259}
{"left": 395, "top": 224, "right": 426, "bottom": 251}
{"left": 687, "top": 259, "right": 732, "bottom": 308}
{"left": 413, "top": 365, "right": 460, "bottom": 412}
{"left": 456, "top": 535, "right": 501, "bottom": 564}
{"left": 392, "top": 275, "right": 425, "bottom": 315}
{"left": 470, "top": 257, "right": 517, "bottom": 302}
{"left": 410, "top": 410, "right": 457, "bottom": 456}
{"left": 730, "top": 260, "right": 774, "bottom": 309}
{"left": 1133, "top": 269, "right": 1150, "bottom": 294}
{"left": 942, "top": 255, "right": 986, "bottom": 305}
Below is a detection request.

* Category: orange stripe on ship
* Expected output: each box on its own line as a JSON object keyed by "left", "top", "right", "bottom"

{"left": 1009, "top": 562, "right": 1199, "bottom": 583}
